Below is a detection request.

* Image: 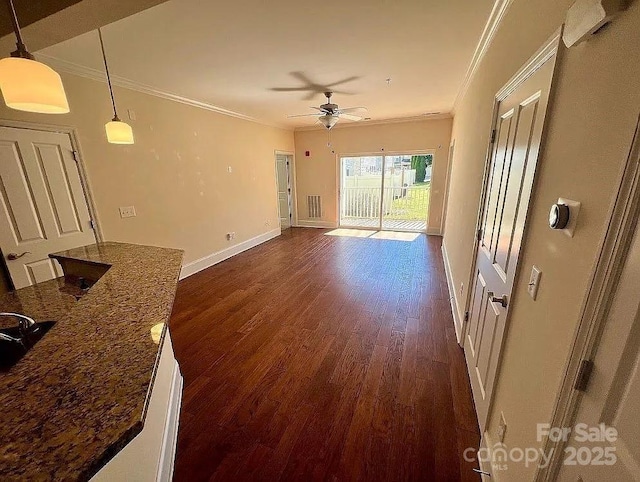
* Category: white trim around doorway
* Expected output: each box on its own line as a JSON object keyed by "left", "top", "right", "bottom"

{"left": 275, "top": 150, "right": 298, "bottom": 227}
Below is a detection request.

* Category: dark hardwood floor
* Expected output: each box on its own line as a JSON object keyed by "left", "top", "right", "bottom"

{"left": 170, "top": 228, "right": 481, "bottom": 481}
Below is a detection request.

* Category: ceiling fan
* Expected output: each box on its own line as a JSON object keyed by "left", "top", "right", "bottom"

{"left": 287, "top": 92, "right": 367, "bottom": 130}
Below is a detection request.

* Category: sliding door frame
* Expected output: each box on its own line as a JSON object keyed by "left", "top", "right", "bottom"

{"left": 336, "top": 149, "right": 436, "bottom": 232}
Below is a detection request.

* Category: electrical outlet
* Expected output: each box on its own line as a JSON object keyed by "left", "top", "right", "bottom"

{"left": 497, "top": 412, "right": 507, "bottom": 443}
{"left": 226, "top": 232, "right": 236, "bottom": 241}
{"left": 227, "top": 166, "right": 233, "bottom": 173}
{"left": 459, "top": 283, "right": 464, "bottom": 296}
{"left": 119, "top": 206, "right": 136, "bottom": 218}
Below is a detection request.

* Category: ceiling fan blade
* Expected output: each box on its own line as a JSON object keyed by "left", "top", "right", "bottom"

{"left": 326, "top": 76, "right": 360, "bottom": 87}
{"left": 311, "top": 106, "right": 331, "bottom": 113}
{"left": 337, "top": 107, "right": 368, "bottom": 114}
{"left": 271, "top": 87, "right": 313, "bottom": 92}
{"left": 287, "top": 113, "right": 322, "bottom": 118}
{"left": 339, "top": 113, "right": 363, "bottom": 121}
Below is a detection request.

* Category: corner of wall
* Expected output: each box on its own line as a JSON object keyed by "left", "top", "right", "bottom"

{"left": 180, "top": 228, "right": 281, "bottom": 279}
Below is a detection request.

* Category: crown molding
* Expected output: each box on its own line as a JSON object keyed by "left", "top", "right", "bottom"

{"left": 36, "top": 53, "right": 292, "bottom": 131}
{"left": 452, "top": 0, "right": 515, "bottom": 113}
{"left": 294, "top": 113, "right": 453, "bottom": 132}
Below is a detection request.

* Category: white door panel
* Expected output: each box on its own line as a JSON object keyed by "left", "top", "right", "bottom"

{"left": 276, "top": 155, "right": 292, "bottom": 229}
{"left": 465, "top": 59, "right": 555, "bottom": 431}
{"left": 0, "top": 126, "right": 96, "bottom": 289}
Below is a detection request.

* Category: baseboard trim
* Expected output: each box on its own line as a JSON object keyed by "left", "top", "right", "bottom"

{"left": 294, "top": 220, "right": 336, "bottom": 229}
{"left": 426, "top": 227, "right": 442, "bottom": 236}
{"left": 180, "top": 228, "right": 281, "bottom": 279}
{"left": 156, "top": 361, "right": 183, "bottom": 482}
{"left": 441, "top": 242, "right": 463, "bottom": 344}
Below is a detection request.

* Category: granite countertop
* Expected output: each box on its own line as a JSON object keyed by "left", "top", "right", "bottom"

{"left": 0, "top": 242, "right": 183, "bottom": 481}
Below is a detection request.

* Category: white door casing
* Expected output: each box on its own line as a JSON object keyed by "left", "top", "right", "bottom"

{"left": 556, "top": 220, "right": 640, "bottom": 481}
{"left": 276, "top": 154, "right": 292, "bottom": 229}
{"left": 0, "top": 126, "right": 96, "bottom": 289}
{"left": 534, "top": 112, "right": 640, "bottom": 481}
{"left": 465, "top": 55, "right": 556, "bottom": 432}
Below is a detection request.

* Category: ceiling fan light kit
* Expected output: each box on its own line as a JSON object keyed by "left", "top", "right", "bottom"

{"left": 0, "top": 0, "right": 70, "bottom": 114}
{"left": 288, "top": 91, "right": 367, "bottom": 130}
{"left": 319, "top": 114, "right": 339, "bottom": 130}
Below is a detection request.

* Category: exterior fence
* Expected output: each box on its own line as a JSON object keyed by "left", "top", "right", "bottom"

{"left": 341, "top": 185, "right": 429, "bottom": 223}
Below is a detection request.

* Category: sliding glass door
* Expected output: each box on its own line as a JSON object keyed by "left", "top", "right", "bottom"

{"left": 339, "top": 153, "right": 431, "bottom": 232}
{"left": 340, "top": 156, "right": 384, "bottom": 229}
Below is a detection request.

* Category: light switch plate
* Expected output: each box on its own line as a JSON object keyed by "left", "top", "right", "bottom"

{"left": 528, "top": 265, "right": 542, "bottom": 300}
{"left": 119, "top": 206, "right": 136, "bottom": 218}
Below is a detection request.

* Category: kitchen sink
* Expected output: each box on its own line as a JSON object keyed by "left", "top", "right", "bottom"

{"left": 0, "top": 321, "right": 56, "bottom": 372}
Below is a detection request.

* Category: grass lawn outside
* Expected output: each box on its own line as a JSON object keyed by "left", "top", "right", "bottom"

{"left": 386, "top": 182, "right": 431, "bottom": 221}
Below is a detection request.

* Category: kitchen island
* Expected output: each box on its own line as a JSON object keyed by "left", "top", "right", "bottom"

{"left": 0, "top": 242, "right": 183, "bottom": 481}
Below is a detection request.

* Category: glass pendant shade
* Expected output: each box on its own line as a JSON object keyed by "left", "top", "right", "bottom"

{"left": 319, "top": 114, "right": 339, "bottom": 130}
{"left": 105, "top": 119, "right": 134, "bottom": 144}
{"left": 98, "top": 28, "right": 133, "bottom": 145}
{"left": 0, "top": 57, "right": 69, "bottom": 113}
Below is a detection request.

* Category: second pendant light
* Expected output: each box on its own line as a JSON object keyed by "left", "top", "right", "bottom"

{"left": 98, "top": 28, "right": 134, "bottom": 145}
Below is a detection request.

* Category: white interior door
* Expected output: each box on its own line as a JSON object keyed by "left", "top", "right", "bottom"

{"left": 0, "top": 126, "right": 96, "bottom": 289}
{"left": 557, "top": 223, "right": 640, "bottom": 481}
{"left": 276, "top": 154, "right": 292, "bottom": 229}
{"left": 465, "top": 58, "right": 555, "bottom": 431}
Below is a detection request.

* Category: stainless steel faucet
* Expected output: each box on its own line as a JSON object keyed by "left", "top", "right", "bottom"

{"left": 0, "top": 331, "right": 23, "bottom": 344}
{"left": 0, "top": 312, "right": 37, "bottom": 332}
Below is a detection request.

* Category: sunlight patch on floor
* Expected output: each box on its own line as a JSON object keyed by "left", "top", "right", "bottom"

{"left": 325, "top": 228, "right": 420, "bottom": 242}
{"left": 370, "top": 231, "right": 421, "bottom": 241}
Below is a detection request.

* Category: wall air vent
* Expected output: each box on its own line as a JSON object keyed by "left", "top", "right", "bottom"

{"left": 307, "top": 195, "right": 322, "bottom": 218}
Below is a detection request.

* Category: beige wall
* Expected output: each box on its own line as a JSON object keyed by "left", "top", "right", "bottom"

{"left": 443, "top": 0, "right": 640, "bottom": 479}
{"left": 293, "top": 118, "right": 453, "bottom": 232}
{"left": 0, "top": 73, "right": 294, "bottom": 265}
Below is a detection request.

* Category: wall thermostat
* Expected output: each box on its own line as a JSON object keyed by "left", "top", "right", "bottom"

{"left": 550, "top": 198, "right": 581, "bottom": 237}
{"left": 549, "top": 203, "right": 570, "bottom": 229}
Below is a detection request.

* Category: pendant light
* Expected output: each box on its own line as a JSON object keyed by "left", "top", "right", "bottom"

{"left": 98, "top": 28, "right": 134, "bottom": 145}
{"left": 0, "top": 0, "right": 69, "bottom": 113}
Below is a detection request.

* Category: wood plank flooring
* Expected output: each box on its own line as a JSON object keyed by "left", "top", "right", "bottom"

{"left": 170, "top": 228, "right": 481, "bottom": 481}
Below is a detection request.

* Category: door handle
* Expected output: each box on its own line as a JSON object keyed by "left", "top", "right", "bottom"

{"left": 487, "top": 291, "right": 508, "bottom": 308}
{"left": 473, "top": 468, "right": 491, "bottom": 477}
{"left": 7, "top": 251, "right": 30, "bottom": 260}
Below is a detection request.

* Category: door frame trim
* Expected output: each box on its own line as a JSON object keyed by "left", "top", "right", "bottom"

{"left": 275, "top": 150, "right": 297, "bottom": 227}
{"left": 0, "top": 120, "right": 103, "bottom": 243}
{"left": 273, "top": 151, "right": 296, "bottom": 228}
{"left": 535, "top": 113, "right": 640, "bottom": 481}
{"left": 440, "top": 140, "right": 455, "bottom": 237}
{"left": 460, "top": 30, "right": 563, "bottom": 344}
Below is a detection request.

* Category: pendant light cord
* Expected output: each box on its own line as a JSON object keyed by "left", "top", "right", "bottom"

{"left": 6, "top": 0, "right": 32, "bottom": 59}
{"left": 97, "top": 28, "right": 119, "bottom": 121}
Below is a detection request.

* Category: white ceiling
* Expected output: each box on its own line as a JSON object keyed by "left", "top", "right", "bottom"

{"left": 38, "top": 0, "right": 496, "bottom": 129}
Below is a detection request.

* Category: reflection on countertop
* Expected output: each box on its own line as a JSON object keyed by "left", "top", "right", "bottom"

{"left": 0, "top": 242, "right": 183, "bottom": 481}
